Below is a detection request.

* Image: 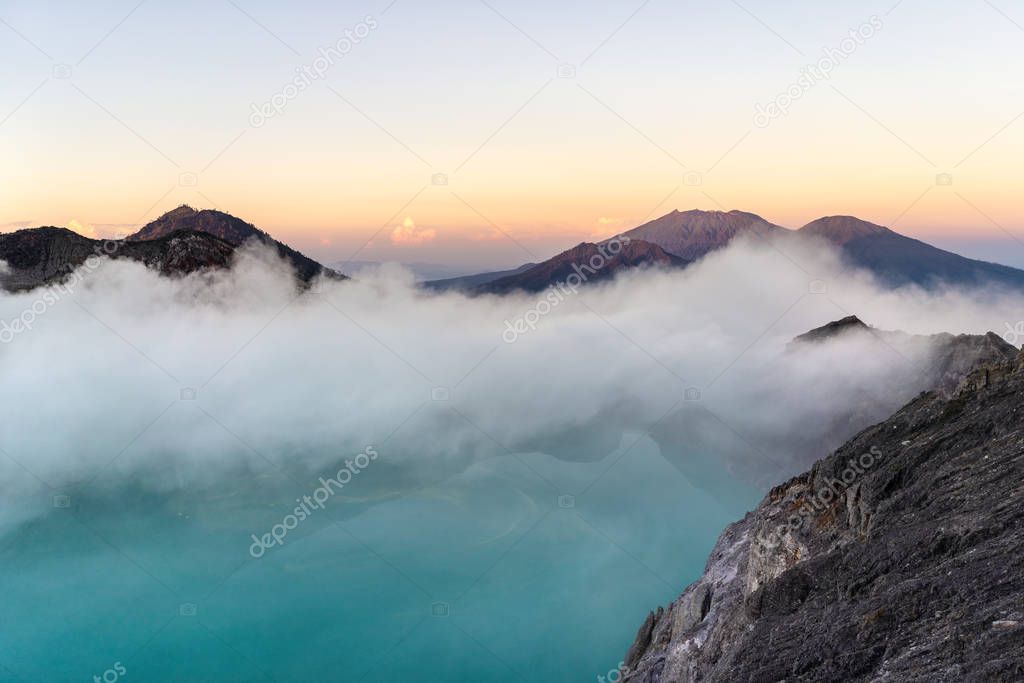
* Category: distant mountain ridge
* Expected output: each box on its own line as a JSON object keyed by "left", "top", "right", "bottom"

{"left": 431, "top": 209, "right": 1024, "bottom": 294}
{"left": 799, "top": 215, "right": 1024, "bottom": 289}
{"left": 7, "top": 207, "right": 1024, "bottom": 295}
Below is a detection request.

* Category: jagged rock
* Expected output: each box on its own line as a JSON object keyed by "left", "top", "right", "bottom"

{"left": 622, "top": 349, "right": 1024, "bottom": 682}
{"left": 626, "top": 608, "right": 662, "bottom": 669}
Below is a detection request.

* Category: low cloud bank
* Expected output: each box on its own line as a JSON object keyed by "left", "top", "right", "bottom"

{"left": 0, "top": 237, "right": 1021, "bottom": 531}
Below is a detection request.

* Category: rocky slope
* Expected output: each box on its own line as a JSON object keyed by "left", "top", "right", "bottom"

{"left": 799, "top": 216, "right": 1024, "bottom": 290}
{"left": 128, "top": 205, "right": 337, "bottom": 282}
{"left": 622, "top": 343, "right": 1024, "bottom": 682}
{"left": 0, "top": 227, "right": 236, "bottom": 291}
{"left": 0, "top": 207, "right": 341, "bottom": 292}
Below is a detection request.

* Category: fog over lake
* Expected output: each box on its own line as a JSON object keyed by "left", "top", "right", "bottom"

{"left": 1, "top": 238, "right": 1020, "bottom": 681}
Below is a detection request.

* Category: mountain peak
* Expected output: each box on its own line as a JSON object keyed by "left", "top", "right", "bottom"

{"left": 800, "top": 215, "right": 890, "bottom": 245}
{"left": 791, "top": 315, "right": 870, "bottom": 345}
{"left": 161, "top": 204, "right": 198, "bottom": 220}
{"left": 127, "top": 207, "right": 339, "bottom": 283}
{"left": 129, "top": 206, "right": 263, "bottom": 244}
{"left": 620, "top": 209, "right": 784, "bottom": 260}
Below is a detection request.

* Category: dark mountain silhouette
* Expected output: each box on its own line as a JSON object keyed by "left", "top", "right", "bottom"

{"left": 799, "top": 215, "right": 1024, "bottom": 289}
{"left": 0, "top": 207, "right": 342, "bottom": 292}
{"left": 477, "top": 239, "right": 689, "bottom": 294}
{"left": 0, "top": 227, "right": 236, "bottom": 291}
{"left": 790, "top": 314, "right": 871, "bottom": 345}
{"left": 129, "top": 205, "right": 338, "bottom": 282}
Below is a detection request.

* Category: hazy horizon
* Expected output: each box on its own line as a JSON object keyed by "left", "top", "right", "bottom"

{"left": 6, "top": 204, "right": 1024, "bottom": 273}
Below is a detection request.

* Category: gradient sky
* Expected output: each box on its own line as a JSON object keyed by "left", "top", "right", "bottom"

{"left": 2, "top": 0, "right": 1024, "bottom": 268}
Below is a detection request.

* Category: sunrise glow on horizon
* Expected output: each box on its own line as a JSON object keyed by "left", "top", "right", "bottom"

{"left": 3, "top": 0, "right": 1023, "bottom": 268}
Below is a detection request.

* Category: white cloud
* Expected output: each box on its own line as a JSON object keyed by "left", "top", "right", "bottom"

{"left": 390, "top": 216, "right": 436, "bottom": 245}
{"left": 0, "top": 237, "right": 1020, "bottom": 533}
{"left": 66, "top": 218, "right": 98, "bottom": 239}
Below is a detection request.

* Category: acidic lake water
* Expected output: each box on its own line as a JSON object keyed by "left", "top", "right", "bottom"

{"left": 0, "top": 435, "right": 757, "bottom": 682}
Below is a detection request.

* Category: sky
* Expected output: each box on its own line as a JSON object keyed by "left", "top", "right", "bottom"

{"left": 2, "top": 0, "right": 1024, "bottom": 269}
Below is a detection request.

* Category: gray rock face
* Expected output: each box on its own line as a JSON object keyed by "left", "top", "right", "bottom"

{"left": 623, "top": 350, "right": 1024, "bottom": 682}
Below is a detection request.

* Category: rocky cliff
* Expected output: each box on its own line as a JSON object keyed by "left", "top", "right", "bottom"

{"left": 623, "top": 346, "right": 1024, "bottom": 682}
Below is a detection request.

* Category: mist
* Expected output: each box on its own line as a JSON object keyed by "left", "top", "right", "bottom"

{"left": 1, "top": 236, "right": 1021, "bottom": 521}
{"left": 2, "top": 236, "right": 1023, "bottom": 680}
